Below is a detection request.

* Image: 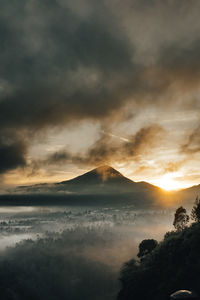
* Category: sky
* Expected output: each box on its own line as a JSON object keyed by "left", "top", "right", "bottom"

{"left": 0, "top": 0, "right": 200, "bottom": 191}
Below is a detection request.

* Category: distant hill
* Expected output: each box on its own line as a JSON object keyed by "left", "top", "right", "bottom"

{"left": 1, "top": 165, "right": 199, "bottom": 208}
{"left": 172, "top": 184, "right": 200, "bottom": 208}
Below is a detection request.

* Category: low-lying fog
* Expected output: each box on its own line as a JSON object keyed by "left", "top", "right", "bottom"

{"left": 0, "top": 205, "right": 174, "bottom": 300}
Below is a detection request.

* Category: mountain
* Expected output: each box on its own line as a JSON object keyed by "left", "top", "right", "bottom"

{"left": 56, "top": 165, "right": 162, "bottom": 197}
{"left": 172, "top": 184, "right": 200, "bottom": 208}
{"left": 61, "top": 165, "right": 131, "bottom": 185}
{"left": 6, "top": 165, "right": 162, "bottom": 207}
{"left": 58, "top": 165, "right": 135, "bottom": 193}
{"left": 2, "top": 165, "right": 199, "bottom": 208}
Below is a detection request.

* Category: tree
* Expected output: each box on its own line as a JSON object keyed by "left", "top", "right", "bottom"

{"left": 191, "top": 196, "right": 200, "bottom": 222}
{"left": 118, "top": 223, "right": 200, "bottom": 300}
{"left": 119, "top": 259, "right": 139, "bottom": 285}
{"left": 137, "top": 239, "right": 158, "bottom": 259}
{"left": 173, "top": 206, "right": 189, "bottom": 231}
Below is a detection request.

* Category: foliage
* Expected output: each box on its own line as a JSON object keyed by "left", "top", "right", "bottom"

{"left": 173, "top": 206, "right": 189, "bottom": 231}
{"left": 137, "top": 239, "right": 158, "bottom": 259}
{"left": 191, "top": 196, "right": 200, "bottom": 222}
{"left": 163, "top": 230, "right": 177, "bottom": 240}
{"left": 119, "top": 259, "right": 139, "bottom": 285}
{"left": 118, "top": 222, "right": 200, "bottom": 300}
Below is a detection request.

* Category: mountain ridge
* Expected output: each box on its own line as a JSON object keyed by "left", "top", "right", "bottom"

{"left": 8, "top": 165, "right": 163, "bottom": 208}
{"left": 59, "top": 165, "right": 135, "bottom": 186}
{"left": 1, "top": 165, "right": 199, "bottom": 208}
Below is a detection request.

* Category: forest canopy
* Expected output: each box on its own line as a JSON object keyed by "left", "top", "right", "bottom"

{"left": 118, "top": 203, "right": 200, "bottom": 300}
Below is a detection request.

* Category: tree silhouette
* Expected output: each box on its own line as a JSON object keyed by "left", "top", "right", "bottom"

{"left": 118, "top": 222, "right": 200, "bottom": 300}
{"left": 191, "top": 196, "right": 200, "bottom": 223}
{"left": 173, "top": 206, "right": 189, "bottom": 231}
{"left": 137, "top": 239, "right": 158, "bottom": 259}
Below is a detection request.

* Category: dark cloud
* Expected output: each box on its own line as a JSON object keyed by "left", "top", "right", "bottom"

{"left": 43, "top": 124, "right": 164, "bottom": 168}
{"left": 0, "top": 0, "right": 135, "bottom": 132}
{"left": 0, "top": 0, "right": 135, "bottom": 176}
{"left": 0, "top": 134, "right": 27, "bottom": 174}
{"left": 1, "top": 0, "right": 200, "bottom": 133}
{"left": 1, "top": 0, "right": 200, "bottom": 177}
{"left": 46, "top": 150, "right": 71, "bottom": 165}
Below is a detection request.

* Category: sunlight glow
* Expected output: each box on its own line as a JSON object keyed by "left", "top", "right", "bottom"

{"left": 151, "top": 173, "right": 186, "bottom": 191}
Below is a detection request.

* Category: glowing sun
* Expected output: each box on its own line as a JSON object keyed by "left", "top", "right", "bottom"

{"left": 152, "top": 173, "right": 184, "bottom": 191}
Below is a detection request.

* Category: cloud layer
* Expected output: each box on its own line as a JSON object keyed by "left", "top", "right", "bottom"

{"left": 43, "top": 124, "right": 164, "bottom": 167}
{"left": 0, "top": 0, "right": 200, "bottom": 182}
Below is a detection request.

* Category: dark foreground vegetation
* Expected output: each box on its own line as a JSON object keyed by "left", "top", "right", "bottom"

{"left": 118, "top": 197, "right": 200, "bottom": 300}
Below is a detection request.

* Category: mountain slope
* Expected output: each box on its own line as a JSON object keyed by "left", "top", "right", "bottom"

{"left": 56, "top": 165, "right": 161, "bottom": 196}
{"left": 59, "top": 165, "right": 134, "bottom": 191}
{"left": 10, "top": 165, "right": 163, "bottom": 207}
{"left": 61, "top": 165, "right": 132, "bottom": 185}
{"left": 172, "top": 184, "right": 200, "bottom": 208}
{"left": 7, "top": 165, "right": 199, "bottom": 208}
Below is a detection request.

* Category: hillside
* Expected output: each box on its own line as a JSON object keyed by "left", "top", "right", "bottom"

{"left": 178, "top": 184, "right": 200, "bottom": 207}
{"left": 58, "top": 165, "right": 140, "bottom": 194}
{"left": 167, "top": 184, "right": 200, "bottom": 209}
{"left": 118, "top": 222, "right": 200, "bottom": 300}
{"left": 60, "top": 165, "right": 133, "bottom": 185}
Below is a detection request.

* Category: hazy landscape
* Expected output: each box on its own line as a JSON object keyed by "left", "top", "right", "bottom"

{"left": 0, "top": 166, "right": 199, "bottom": 299}
{"left": 1, "top": 0, "right": 200, "bottom": 299}
{"left": 0, "top": 204, "right": 173, "bottom": 300}
{"left": 0, "top": 166, "right": 198, "bottom": 299}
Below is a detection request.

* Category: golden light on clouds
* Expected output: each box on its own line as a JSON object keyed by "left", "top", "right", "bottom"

{"left": 0, "top": 0, "right": 200, "bottom": 193}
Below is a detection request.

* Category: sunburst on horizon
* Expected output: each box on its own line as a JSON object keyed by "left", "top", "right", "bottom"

{"left": 150, "top": 172, "right": 190, "bottom": 191}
